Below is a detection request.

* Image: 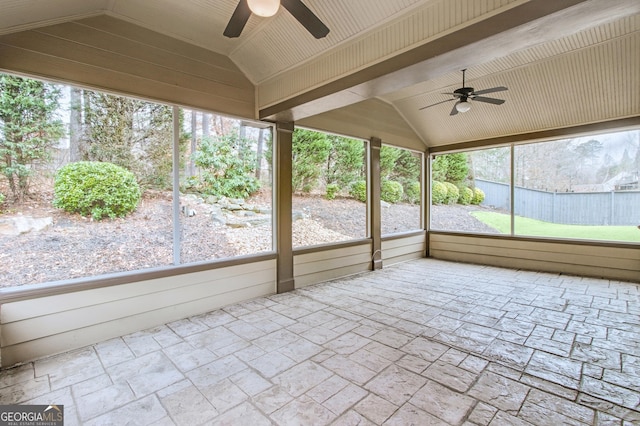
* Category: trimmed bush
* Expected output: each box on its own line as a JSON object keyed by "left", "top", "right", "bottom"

{"left": 349, "top": 180, "right": 367, "bottom": 202}
{"left": 193, "top": 134, "right": 260, "bottom": 200}
{"left": 53, "top": 161, "right": 141, "bottom": 220}
{"left": 443, "top": 182, "right": 459, "bottom": 205}
{"left": 381, "top": 180, "right": 403, "bottom": 204}
{"left": 471, "top": 187, "right": 485, "bottom": 205}
{"left": 431, "top": 181, "right": 447, "bottom": 204}
{"left": 325, "top": 183, "right": 340, "bottom": 200}
{"left": 458, "top": 186, "right": 473, "bottom": 205}
{"left": 405, "top": 181, "right": 421, "bottom": 204}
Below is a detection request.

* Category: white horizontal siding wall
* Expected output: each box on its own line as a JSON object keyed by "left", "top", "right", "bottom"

{"left": 0, "top": 15, "right": 255, "bottom": 118}
{"left": 0, "top": 260, "right": 276, "bottom": 367}
{"left": 382, "top": 232, "right": 427, "bottom": 266}
{"left": 429, "top": 233, "right": 639, "bottom": 282}
{"left": 294, "top": 242, "right": 373, "bottom": 288}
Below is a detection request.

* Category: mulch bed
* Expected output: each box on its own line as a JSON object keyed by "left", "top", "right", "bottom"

{"left": 0, "top": 192, "right": 496, "bottom": 288}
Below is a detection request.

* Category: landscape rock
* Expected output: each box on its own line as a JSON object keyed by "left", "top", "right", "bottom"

{"left": 226, "top": 219, "right": 250, "bottom": 228}
{"left": 0, "top": 216, "right": 53, "bottom": 236}
{"left": 292, "top": 210, "right": 308, "bottom": 221}
{"left": 212, "top": 214, "right": 226, "bottom": 225}
{"left": 224, "top": 203, "right": 243, "bottom": 211}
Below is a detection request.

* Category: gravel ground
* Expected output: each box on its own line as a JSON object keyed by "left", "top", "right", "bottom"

{"left": 0, "top": 192, "right": 496, "bottom": 287}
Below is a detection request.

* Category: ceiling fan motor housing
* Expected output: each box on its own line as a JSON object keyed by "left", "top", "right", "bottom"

{"left": 454, "top": 87, "right": 474, "bottom": 98}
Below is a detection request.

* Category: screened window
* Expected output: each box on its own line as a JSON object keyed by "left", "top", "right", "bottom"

{"left": 179, "top": 110, "right": 273, "bottom": 262}
{"left": 513, "top": 132, "right": 639, "bottom": 242}
{"left": 430, "top": 147, "right": 511, "bottom": 234}
{"left": 430, "top": 130, "right": 640, "bottom": 244}
{"left": 380, "top": 146, "right": 423, "bottom": 235}
{"left": 291, "top": 128, "right": 367, "bottom": 248}
{"left": 0, "top": 74, "right": 273, "bottom": 288}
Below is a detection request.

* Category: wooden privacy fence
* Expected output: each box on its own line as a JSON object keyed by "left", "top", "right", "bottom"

{"left": 475, "top": 179, "right": 640, "bottom": 226}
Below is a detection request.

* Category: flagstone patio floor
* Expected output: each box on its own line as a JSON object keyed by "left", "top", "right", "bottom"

{"left": 1, "top": 258, "right": 639, "bottom": 425}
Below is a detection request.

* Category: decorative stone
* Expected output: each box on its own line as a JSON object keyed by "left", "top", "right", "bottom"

{"left": 292, "top": 211, "right": 307, "bottom": 221}
{"left": 225, "top": 203, "right": 243, "bottom": 211}
{"left": 211, "top": 214, "right": 226, "bottom": 225}
{"left": 226, "top": 220, "right": 250, "bottom": 228}
{"left": 0, "top": 216, "right": 53, "bottom": 236}
{"left": 245, "top": 217, "right": 271, "bottom": 227}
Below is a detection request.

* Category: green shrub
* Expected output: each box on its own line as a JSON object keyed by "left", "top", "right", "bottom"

{"left": 458, "top": 186, "right": 473, "bottom": 205}
{"left": 381, "top": 180, "right": 403, "bottom": 204}
{"left": 349, "top": 180, "right": 367, "bottom": 202}
{"left": 53, "top": 161, "right": 141, "bottom": 220}
{"left": 193, "top": 134, "right": 260, "bottom": 200}
{"left": 431, "top": 181, "right": 447, "bottom": 204}
{"left": 405, "top": 181, "right": 421, "bottom": 204}
{"left": 472, "top": 187, "right": 486, "bottom": 205}
{"left": 443, "top": 182, "right": 459, "bottom": 204}
{"left": 325, "top": 183, "right": 340, "bottom": 200}
{"left": 0, "top": 192, "right": 5, "bottom": 205}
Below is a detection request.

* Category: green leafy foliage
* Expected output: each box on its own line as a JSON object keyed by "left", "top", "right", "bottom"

{"left": 431, "top": 181, "right": 447, "bottom": 204}
{"left": 458, "top": 186, "right": 473, "bottom": 205}
{"left": 325, "top": 183, "right": 340, "bottom": 200}
{"left": 432, "top": 153, "right": 469, "bottom": 184}
{"left": 80, "top": 91, "right": 177, "bottom": 189}
{"left": 53, "top": 161, "right": 141, "bottom": 220}
{"left": 0, "top": 74, "right": 64, "bottom": 201}
{"left": 471, "top": 187, "right": 485, "bottom": 205}
{"left": 393, "top": 150, "right": 421, "bottom": 184}
{"left": 405, "top": 181, "right": 421, "bottom": 204}
{"left": 381, "top": 180, "right": 403, "bottom": 204}
{"left": 349, "top": 180, "right": 367, "bottom": 202}
{"left": 0, "top": 192, "right": 5, "bottom": 206}
{"left": 292, "top": 129, "right": 332, "bottom": 193}
{"left": 291, "top": 128, "right": 366, "bottom": 195}
{"left": 443, "top": 182, "right": 460, "bottom": 204}
{"left": 380, "top": 146, "right": 401, "bottom": 179}
{"left": 192, "top": 133, "right": 260, "bottom": 199}
{"left": 325, "top": 137, "right": 365, "bottom": 187}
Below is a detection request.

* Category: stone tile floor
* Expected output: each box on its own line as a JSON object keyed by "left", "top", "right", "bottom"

{"left": 1, "top": 259, "right": 639, "bottom": 425}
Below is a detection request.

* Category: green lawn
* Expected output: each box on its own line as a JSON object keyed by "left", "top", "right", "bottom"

{"left": 471, "top": 211, "right": 640, "bottom": 243}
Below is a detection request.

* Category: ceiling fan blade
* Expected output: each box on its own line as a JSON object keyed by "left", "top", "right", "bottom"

{"left": 281, "top": 0, "right": 330, "bottom": 39}
{"left": 419, "top": 98, "right": 454, "bottom": 110}
{"left": 472, "top": 96, "right": 505, "bottom": 105}
{"left": 442, "top": 92, "right": 463, "bottom": 98}
{"left": 472, "top": 86, "right": 508, "bottom": 96}
{"left": 224, "top": 0, "right": 251, "bottom": 38}
{"left": 450, "top": 102, "right": 459, "bottom": 116}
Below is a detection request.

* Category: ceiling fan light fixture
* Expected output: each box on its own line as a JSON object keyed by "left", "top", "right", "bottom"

{"left": 456, "top": 100, "right": 471, "bottom": 113}
{"left": 247, "top": 0, "right": 280, "bottom": 17}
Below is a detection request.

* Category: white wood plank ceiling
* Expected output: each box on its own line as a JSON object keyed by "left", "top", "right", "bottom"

{"left": 0, "top": 0, "right": 638, "bottom": 148}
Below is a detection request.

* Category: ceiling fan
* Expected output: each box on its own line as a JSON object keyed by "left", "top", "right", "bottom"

{"left": 420, "top": 69, "right": 508, "bottom": 116}
{"left": 224, "top": 0, "right": 330, "bottom": 39}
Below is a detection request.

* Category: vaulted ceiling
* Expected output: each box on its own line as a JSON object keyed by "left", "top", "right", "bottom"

{"left": 0, "top": 0, "right": 638, "bottom": 150}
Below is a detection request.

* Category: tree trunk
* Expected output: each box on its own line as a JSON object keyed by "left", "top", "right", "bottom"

{"left": 202, "top": 113, "right": 210, "bottom": 139}
{"left": 255, "top": 128, "right": 264, "bottom": 179}
{"left": 187, "top": 110, "right": 197, "bottom": 178}
{"left": 238, "top": 125, "right": 246, "bottom": 161}
{"left": 69, "top": 87, "right": 82, "bottom": 162}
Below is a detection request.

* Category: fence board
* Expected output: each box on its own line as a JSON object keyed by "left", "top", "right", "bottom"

{"left": 476, "top": 179, "right": 640, "bottom": 226}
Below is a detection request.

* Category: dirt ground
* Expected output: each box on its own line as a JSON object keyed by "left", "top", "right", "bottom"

{"left": 0, "top": 190, "right": 495, "bottom": 287}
